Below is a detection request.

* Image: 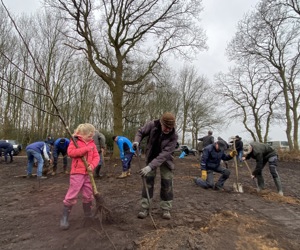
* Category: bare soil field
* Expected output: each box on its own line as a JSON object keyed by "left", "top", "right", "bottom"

{"left": 0, "top": 154, "right": 300, "bottom": 250}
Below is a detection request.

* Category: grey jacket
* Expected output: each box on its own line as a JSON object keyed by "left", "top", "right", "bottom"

{"left": 134, "top": 119, "right": 178, "bottom": 170}
{"left": 93, "top": 130, "right": 106, "bottom": 153}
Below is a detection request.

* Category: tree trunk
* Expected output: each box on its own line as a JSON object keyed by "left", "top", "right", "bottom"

{"left": 112, "top": 84, "right": 124, "bottom": 157}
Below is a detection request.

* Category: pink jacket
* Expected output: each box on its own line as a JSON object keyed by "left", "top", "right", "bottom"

{"left": 67, "top": 136, "right": 100, "bottom": 175}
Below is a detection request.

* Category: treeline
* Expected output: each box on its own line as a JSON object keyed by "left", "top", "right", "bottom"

{"left": 0, "top": 0, "right": 299, "bottom": 152}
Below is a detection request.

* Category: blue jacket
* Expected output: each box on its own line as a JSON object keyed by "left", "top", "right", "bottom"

{"left": 115, "top": 136, "right": 135, "bottom": 159}
{"left": 26, "top": 141, "right": 51, "bottom": 160}
{"left": 54, "top": 138, "right": 70, "bottom": 151}
{"left": 201, "top": 143, "right": 232, "bottom": 170}
{"left": 0, "top": 142, "right": 13, "bottom": 150}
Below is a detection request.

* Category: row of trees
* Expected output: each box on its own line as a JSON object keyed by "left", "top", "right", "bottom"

{"left": 0, "top": 0, "right": 299, "bottom": 152}
{"left": 0, "top": 1, "right": 218, "bottom": 150}
{"left": 216, "top": 0, "right": 300, "bottom": 151}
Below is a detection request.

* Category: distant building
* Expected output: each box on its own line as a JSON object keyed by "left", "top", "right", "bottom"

{"left": 267, "top": 141, "right": 289, "bottom": 151}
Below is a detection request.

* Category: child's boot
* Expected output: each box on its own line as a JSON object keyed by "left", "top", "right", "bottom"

{"left": 82, "top": 202, "right": 93, "bottom": 227}
{"left": 60, "top": 205, "right": 72, "bottom": 230}
{"left": 117, "top": 171, "right": 128, "bottom": 179}
{"left": 83, "top": 202, "right": 93, "bottom": 218}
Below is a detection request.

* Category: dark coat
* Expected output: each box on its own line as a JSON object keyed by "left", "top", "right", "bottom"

{"left": 198, "top": 135, "right": 214, "bottom": 147}
{"left": 0, "top": 142, "right": 13, "bottom": 151}
{"left": 134, "top": 119, "right": 178, "bottom": 170}
{"left": 235, "top": 139, "right": 243, "bottom": 152}
{"left": 245, "top": 142, "right": 277, "bottom": 176}
{"left": 201, "top": 143, "right": 233, "bottom": 170}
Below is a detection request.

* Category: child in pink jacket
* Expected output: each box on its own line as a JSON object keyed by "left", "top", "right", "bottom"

{"left": 60, "top": 123, "right": 100, "bottom": 230}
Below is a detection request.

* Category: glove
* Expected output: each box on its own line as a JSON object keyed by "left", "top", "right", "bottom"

{"left": 132, "top": 142, "right": 139, "bottom": 151}
{"left": 201, "top": 170, "right": 207, "bottom": 181}
{"left": 229, "top": 150, "right": 238, "bottom": 157}
{"left": 139, "top": 166, "right": 152, "bottom": 177}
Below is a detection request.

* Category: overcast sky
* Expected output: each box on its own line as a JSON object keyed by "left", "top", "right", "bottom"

{"left": 2, "top": 0, "right": 288, "bottom": 142}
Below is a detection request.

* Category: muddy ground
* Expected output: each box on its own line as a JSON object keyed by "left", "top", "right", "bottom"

{"left": 0, "top": 153, "right": 300, "bottom": 250}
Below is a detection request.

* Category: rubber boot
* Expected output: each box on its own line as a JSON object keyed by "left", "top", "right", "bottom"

{"left": 82, "top": 202, "right": 93, "bottom": 227}
{"left": 256, "top": 175, "right": 265, "bottom": 192}
{"left": 94, "top": 165, "right": 102, "bottom": 178}
{"left": 117, "top": 171, "right": 128, "bottom": 179}
{"left": 274, "top": 177, "right": 283, "bottom": 196}
{"left": 126, "top": 169, "right": 131, "bottom": 177}
{"left": 60, "top": 205, "right": 72, "bottom": 230}
{"left": 83, "top": 202, "right": 93, "bottom": 218}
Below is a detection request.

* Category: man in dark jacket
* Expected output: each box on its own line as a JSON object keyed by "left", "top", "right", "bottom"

{"left": 0, "top": 141, "right": 14, "bottom": 163}
{"left": 243, "top": 142, "right": 283, "bottom": 196}
{"left": 198, "top": 130, "right": 214, "bottom": 160}
{"left": 133, "top": 112, "right": 178, "bottom": 220}
{"left": 194, "top": 140, "right": 237, "bottom": 190}
{"left": 52, "top": 138, "right": 70, "bottom": 175}
{"left": 234, "top": 135, "right": 243, "bottom": 165}
{"left": 198, "top": 130, "right": 214, "bottom": 147}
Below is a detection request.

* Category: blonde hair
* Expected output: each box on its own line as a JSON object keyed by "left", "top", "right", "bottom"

{"left": 73, "top": 123, "right": 96, "bottom": 136}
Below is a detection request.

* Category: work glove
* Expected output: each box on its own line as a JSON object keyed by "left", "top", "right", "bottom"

{"left": 229, "top": 150, "right": 238, "bottom": 157}
{"left": 132, "top": 142, "right": 139, "bottom": 151}
{"left": 139, "top": 166, "right": 152, "bottom": 177}
{"left": 201, "top": 170, "right": 207, "bottom": 181}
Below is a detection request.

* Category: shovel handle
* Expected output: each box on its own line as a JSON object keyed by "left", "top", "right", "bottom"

{"left": 136, "top": 148, "right": 157, "bottom": 230}
{"left": 244, "top": 160, "right": 259, "bottom": 190}
{"left": 232, "top": 139, "right": 239, "bottom": 183}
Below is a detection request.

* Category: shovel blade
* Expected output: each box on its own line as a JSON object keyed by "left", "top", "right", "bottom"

{"left": 233, "top": 182, "right": 244, "bottom": 193}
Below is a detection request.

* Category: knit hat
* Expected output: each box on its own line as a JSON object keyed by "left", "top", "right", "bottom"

{"left": 160, "top": 112, "right": 176, "bottom": 128}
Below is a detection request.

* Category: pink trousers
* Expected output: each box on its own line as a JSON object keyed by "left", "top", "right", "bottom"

{"left": 63, "top": 174, "right": 94, "bottom": 206}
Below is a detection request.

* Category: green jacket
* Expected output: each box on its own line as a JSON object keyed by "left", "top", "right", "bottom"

{"left": 246, "top": 142, "right": 277, "bottom": 176}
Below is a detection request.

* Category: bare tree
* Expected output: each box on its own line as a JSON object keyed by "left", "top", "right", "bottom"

{"left": 0, "top": 5, "right": 102, "bottom": 142}
{"left": 175, "top": 65, "right": 210, "bottom": 145}
{"left": 215, "top": 59, "right": 282, "bottom": 143}
{"left": 226, "top": 0, "right": 300, "bottom": 150}
{"left": 282, "top": 0, "right": 300, "bottom": 16}
{"left": 0, "top": 6, "right": 26, "bottom": 140}
{"left": 45, "top": 0, "right": 207, "bottom": 153}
